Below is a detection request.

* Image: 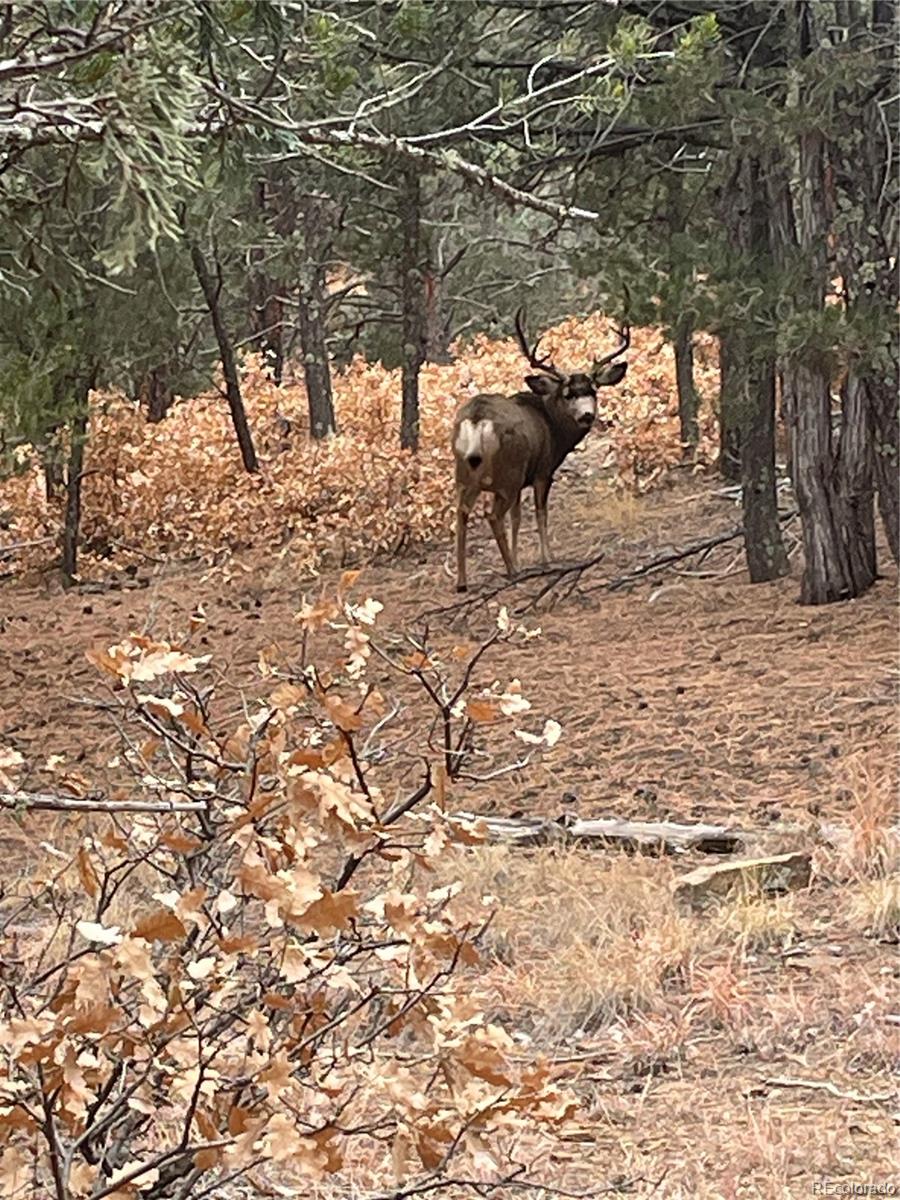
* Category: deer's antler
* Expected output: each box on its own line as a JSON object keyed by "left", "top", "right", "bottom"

{"left": 514, "top": 307, "right": 563, "bottom": 380}
{"left": 592, "top": 287, "right": 632, "bottom": 373}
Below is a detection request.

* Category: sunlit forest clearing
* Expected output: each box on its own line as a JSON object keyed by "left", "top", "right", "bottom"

{"left": 0, "top": 3, "right": 897, "bottom": 1199}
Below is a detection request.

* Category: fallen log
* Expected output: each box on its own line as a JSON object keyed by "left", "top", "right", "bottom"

{"left": 449, "top": 813, "right": 745, "bottom": 854}
{"left": 447, "top": 812, "right": 899, "bottom": 856}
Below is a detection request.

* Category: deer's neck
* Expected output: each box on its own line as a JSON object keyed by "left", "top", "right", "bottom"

{"left": 547, "top": 417, "right": 588, "bottom": 471}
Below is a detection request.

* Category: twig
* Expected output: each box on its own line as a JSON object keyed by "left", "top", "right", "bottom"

{"left": 333, "top": 765, "right": 432, "bottom": 891}
{"left": 108, "top": 538, "right": 168, "bottom": 565}
{"left": 764, "top": 1076, "right": 896, "bottom": 1104}
{"left": 416, "top": 551, "right": 605, "bottom": 622}
{"left": 0, "top": 536, "right": 55, "bottom": 558}
{"left": 1, "top": 790, "right": 208, "bottom": 814}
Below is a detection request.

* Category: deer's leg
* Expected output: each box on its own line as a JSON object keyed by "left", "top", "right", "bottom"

{"left": 488, "top": 494, "right": 516, "bottom": 579}
{"left": 509, "top": 492, "right": 522, "bottom": 574}
{"left": 455, "top": 500, "right": 470, "bottom": 592}
{"left": 534, "top": 478, "right": 552, "bottom": 564}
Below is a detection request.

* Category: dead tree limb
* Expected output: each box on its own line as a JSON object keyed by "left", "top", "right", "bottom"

{"left": 420, "top": 511, "right": 799, "bottom": 625}
{"left": 1, "top": 791, "right": 208, "bottom": 815}
{"left": 445, "top": 811, "right": 897, "bottom": 856}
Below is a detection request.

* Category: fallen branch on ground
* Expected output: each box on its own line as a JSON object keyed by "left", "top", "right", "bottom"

{"left": 764, "top": 1077, "right": 897, "bottom": 1105}
{"left": 1, "top": 790, "right": 208, "bottom": 814}
{"left": 588, "top": 513, "right": 797, "bottom": 596}
{"left": 446, "top": 811, "right": 898, "bottom": 855}
{"left": 0, "top": 536, "right": 56, "bottom": 558}
{"left": 419, "top": 512, "right": 798, "bottom": 623}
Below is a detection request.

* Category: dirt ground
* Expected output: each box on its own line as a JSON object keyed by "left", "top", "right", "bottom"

{"left": 2, "top": 439, "right": 896, "bottom": 827}
{"left": 1, "top": 438, "right": 898, "bottom": 1198}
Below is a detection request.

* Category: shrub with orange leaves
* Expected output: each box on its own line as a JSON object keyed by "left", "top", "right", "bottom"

{"left": 0, "top": 314, "right": 720, "bottom": 579}
{"left": 0, "top": 587, "right": 574, "bottom": 1197}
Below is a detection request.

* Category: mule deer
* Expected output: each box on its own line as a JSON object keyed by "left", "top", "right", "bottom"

{"left": 452, "top": 309, "right": 629, "bottom": 591}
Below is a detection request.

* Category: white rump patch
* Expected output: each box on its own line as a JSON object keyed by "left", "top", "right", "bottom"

{"left": 454, "top": 418, "right": 498, "bottom": 468}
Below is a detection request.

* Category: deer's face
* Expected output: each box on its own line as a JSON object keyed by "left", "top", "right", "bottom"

{"left": 526, "top": 362, "right": 627, "bottom": 430}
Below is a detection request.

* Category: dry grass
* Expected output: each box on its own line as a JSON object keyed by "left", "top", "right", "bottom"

{"left": 442, "top": 846, "right": 699, "bottom": 1040}
{"left": 847, "top": 875, "right": 900, "bottom": 940}
{"left": 827, "top": 751, "right": 900, "bottom": 882}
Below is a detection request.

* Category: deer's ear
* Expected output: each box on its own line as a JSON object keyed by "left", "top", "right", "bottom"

{"left": 524, "top": 374, "right": 557, "bottom": 396}
{"left": 594, "top": 362, "right": 627, "bottom": 387}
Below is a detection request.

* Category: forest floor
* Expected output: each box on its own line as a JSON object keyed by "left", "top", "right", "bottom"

{"left": 1, "top": 433, "right": 898, "bottom": 1198}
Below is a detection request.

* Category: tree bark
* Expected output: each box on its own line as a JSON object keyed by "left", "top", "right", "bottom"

{"left": 423, "top": 265, "right": 452, "bottom": 363}
{"left": 717, "top": 332, "right": 742, "bottom": 481}
{"left": 666, "top": 171, "right": 698, "bottom": 453}
{"left": 248, "top": 179, "right": 285, "bottom": 384}
{"left": 721, "top": 155, "right": 789, "bottom": 582}
{"left": 399, "top": 166, "right": 425, "bottom": 451}
{"left": 836, "top": 367, "right": 876, "bottom": 589}
{"left": 783, "top": 358, "right": 866, "bottom": 603}
{"left": 61, "top": 374, "right": 93, "bottom": 585}
{"left": 829, "top": 0, "right": 899, "bottom": 564}
{"left": 766, "top": 8, "right": 877, "bottom": 604}
{"left": 870, "top": 371, "right": 899, "bottom": 563}
{"left": 189, "top": 239, "right": 259, "bottom": 474}
{"left": 298, "top": 195, "right": 337, "bottom": 439}
{"left": 141, "top": 365, "right": 175, "bottom": 423}
{"left": 673, "top": 314, "right": 698, "bottom": 452}
{"left": 741, "top": 346, "right": 789, "bottom": 583}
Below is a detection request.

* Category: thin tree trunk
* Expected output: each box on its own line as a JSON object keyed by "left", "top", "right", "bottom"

{"left": 741, "top": 347, "right": 789, "bottom": 583}
{"left": 42, "top": 412, "right": 64, "bottom": 501}
{"left": 248, "top": 179, "right": 285, "bottom": 384}
{"left": 189, "top": 240, "right": 259, "bottom": 474}
{"left": 718, "top": 332, "right": 742, "bottom": 481}
{"left": 870, "top": 370, "right": 899, "bottom": 563}
{"left": 667, "top": 171, "right": 698, "bottom": 453}
{"left": 142, "top": 365, "right": 175, "bottom": 423}
{"left": 61, "top": 374, "right": 93, "bottom": 585}
{"left": 741, "top": 156, "right": 789, "bottom": 582}
{"left": 837, "top": 366, "right": 876, "bottom": 589}
{"left": 298, "top": 196, "right": 336, "bottom": 439}
{"left": 423, "top": 267, "right": 452, "bottom": 363}
{"left": 721, "top": 155, "right": 789, "bottom": 582}
{"left": 399, "top": 166, "right": 425, "bottom": 451}
{"left": 673, "top": 314, "right": 698, "bottom": 452}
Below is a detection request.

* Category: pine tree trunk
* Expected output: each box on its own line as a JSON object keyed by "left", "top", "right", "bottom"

{"left": 423, "top": 266, "right": 452, "bottom": 364}
{"left": 829, "top": 0, "right": 898, "bottom": 564}
{"left": 721, "top": 155, "right": 789, "bottom": 581}
{"left": 674, "top": 314, "right": 698, "bottom": 453}
{"left": 769, "top": 120, "right": 875, "bottom": 602}
{"left": 61, "top": 376, "right": 93, "bottom": 585}
{"left": 143, "top": 365, "right": 175, "bottom": 423}
{"left": 718, "top": 332, "right": 742, "bottom": 482}
{"left": 741, "top": 347, "right": 789, "bottom": 583}
{"left": 837, "top": 367, "right": 877, "bottom": 588}
{"left": 870, "top": 370, "right": 899, "bottom": 563}
{"left": 298, "top": 196, "right": 336, "bottom": 439}
{"left": 666, "top": 171, "right": 698, "bottom": 454}
{"left": 399, "top": 167, "right": 425, "bottom": 451}
{"left": 248, "top": 180, "right": 285, "bottom": 384}
{"left": 785, "top": 359, "right": 862, "bottom": 603}
{"left": 42, "top": 412, "right": 64, "bottom": 501}
{"left": 764, "top": 4, "right": 881, "bottom": 603}
{"left": 189, "top": 240, "right": 259, "bottom": 474}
